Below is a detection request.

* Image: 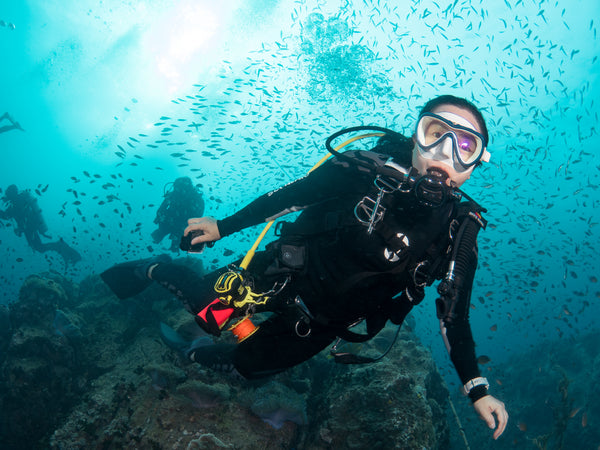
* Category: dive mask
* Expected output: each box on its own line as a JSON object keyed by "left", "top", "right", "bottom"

{"left": 415, "top": 111, "right": 490, "bottom": 172}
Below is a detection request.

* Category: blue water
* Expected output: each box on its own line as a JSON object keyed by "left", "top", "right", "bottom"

{"left": 1, "top": 0, "right": 599, "bottom": 409}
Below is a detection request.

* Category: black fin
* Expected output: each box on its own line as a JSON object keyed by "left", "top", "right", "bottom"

{"left": 53, "top": 238, "right": 81, "bottom": 263}
{"left": 100, "top": 260, "right": 153, "bottom": 299}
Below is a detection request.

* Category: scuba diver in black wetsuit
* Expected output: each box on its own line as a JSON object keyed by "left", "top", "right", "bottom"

{"left": 101, "top": 95, "right": 508, "bottom": 439}
{"left": 151, "top": 176, "right": 205, "bottom": 252}
{"left": 0, "top": 185, "right": 81, "bottom": 263}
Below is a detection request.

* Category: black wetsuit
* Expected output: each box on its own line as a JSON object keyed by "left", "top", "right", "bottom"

{"left": 0, "top": 189, "right": 81, "bottom": 263}
{"left": 151, "top": 150, "right": 486, "bottom": 400}
{"left": 152, "top": 187, "right": 205, "bottom": 251}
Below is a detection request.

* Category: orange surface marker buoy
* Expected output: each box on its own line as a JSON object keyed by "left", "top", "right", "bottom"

{"left": 230, "top": 316, "right": 259, "bottom": 342}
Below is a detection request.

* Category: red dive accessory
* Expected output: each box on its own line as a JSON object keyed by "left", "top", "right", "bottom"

{"left": 196, "top": 268, "right": 270, "bottom": 337}
{"left": 195, "top": 299, "right": 235, "bottom": 336}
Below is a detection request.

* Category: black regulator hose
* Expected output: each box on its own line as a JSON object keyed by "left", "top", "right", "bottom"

{"left": 452, "top": 218, "right": 480, "bottom": 283}
{"left": 325, "top": 125, "right": 399, "bottom": 165}
{"left": 436, "top": 213, "right": 486, "bottom": 323}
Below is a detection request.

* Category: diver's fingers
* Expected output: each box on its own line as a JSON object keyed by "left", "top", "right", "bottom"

{"left": 184, "top": 217, "right": 220, "bottom": 242}
{"left": 493, "top": 405, "right": 509, "bottom": 439}
{"left": 187, "top": 217, "right": 205, "bottom": 226}
{"left": 474, "top": 395, "right": 508, "bottom": 440}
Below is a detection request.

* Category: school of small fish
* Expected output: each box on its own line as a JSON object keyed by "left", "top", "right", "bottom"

{"left": 1, "top": 0, "right": 599, "bottom": 420}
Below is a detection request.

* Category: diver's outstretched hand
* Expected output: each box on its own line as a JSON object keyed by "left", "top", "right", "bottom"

{"left": 473, "top": 394, "right": 508, "bottom": 439}
{"left": 184, "top": 216, "right": 221, "bottom": 246}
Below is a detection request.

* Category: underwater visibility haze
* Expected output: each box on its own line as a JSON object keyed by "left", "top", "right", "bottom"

{"left": 1, "top": 0, "right": 599, "bottom": 448}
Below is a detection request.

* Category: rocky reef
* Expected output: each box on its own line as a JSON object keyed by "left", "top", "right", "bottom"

{"left": 0, "top": 266, "right": 452, "bottom": 449}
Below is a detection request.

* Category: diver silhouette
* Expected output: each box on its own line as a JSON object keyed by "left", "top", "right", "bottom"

{"left": 152, "top": 177, "right": 205, "bottom": 252}
{"left": 0, "top": 113, "right": 24, "bottom": 134}
{"left": 0, "top": 185, "right": 80, "bottom": 263}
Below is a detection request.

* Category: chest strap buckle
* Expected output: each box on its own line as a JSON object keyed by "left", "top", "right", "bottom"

{"left": 412, "top": 261, "right": 430, "bottom": 287}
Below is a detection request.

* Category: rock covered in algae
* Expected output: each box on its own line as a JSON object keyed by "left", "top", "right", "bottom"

{"left": 0, "top": 282, "right": 86, "bottom": 449}
{"left": 0, "top": 304, "right": 11, "bottom": 365}
{"left": 10, "top": 274, "right": 69, "bottom": 328}
{"left": 53, "top": 309, "right": 83, "bottom": 339}
{"left": 176, "top": 379, "right": 231, "bottom": 408}
{"left": 313, "top": 328, "right": 450, "bottom": 449}
{"left": 250, "top": 381, "right": 308, "bottom": 429}
{"left": 145, "top": 363, "right": 187, "bottom": 389}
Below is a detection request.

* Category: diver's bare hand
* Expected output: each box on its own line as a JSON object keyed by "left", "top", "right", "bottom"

{"left": 184, "top": 217, "right": 221, "bottom": 245}
{"left": 473, "top": 395, "right": 508, "bottom": 439}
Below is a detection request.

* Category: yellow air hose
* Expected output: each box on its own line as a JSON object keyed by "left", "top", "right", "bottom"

{"left": 239, "top": 132, "right": 384, "bottom": 270}
{"left": 228, "top": 131, "right": 384, "bottom": 342}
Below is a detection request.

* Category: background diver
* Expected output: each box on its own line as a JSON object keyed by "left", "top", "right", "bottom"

{"left": 0, "top": 184, "right": 81, "bottom": 264}
{"left": 102, "top": 95, "right": 508, "bottom": 439}
{"left": 151, "top": 176, "right": 205, "bottom": 252}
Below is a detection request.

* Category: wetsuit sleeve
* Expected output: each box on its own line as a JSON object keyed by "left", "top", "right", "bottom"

{"left": 439, "top": 228, "right": 486, "bottom": 402}
{"left": 443, "top": 276, "right": 481, "bottom": 385}
{"left": 217, "top": 153, "right": 372, "bottom": 237}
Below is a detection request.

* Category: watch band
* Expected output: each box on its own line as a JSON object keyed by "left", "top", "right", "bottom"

{"left": 461, "top": 377, "right": 489, "bottom": 396}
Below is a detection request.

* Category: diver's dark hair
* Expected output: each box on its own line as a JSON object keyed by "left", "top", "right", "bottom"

{"left": 420, "top": 95, "right": 489, "bottom": 145}
{"left": 371, "top": 130, "right": 413, "bottom": 168}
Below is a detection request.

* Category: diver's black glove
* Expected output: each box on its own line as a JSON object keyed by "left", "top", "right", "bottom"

{"left": 194, "top": 299, "right": 235, "bottom": 337}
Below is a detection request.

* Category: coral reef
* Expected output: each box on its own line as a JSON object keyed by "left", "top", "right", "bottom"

{"left": 305, "top": 332, "right": 449, "bottom": 449}
{"left": 0, "top": 270, "right": 453, "bottom": 449}
{"left": 10, "top": 273, "right": 69, "bottom": 328}
{"left": 0, "top": 304, "right": 11, "bottom": 365}
{"left": 0, "top": 274, "right": 87, "bottom": 449}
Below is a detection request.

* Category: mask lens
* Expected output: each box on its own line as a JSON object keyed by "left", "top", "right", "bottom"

{"left": 418, "top": 116, "right": 450, "bottom": 146}
{"left": 416, "top": 113, "right": 485, "bottom": 167}
{"left": 455, "top": 131, "right": 482, "bottom": 165}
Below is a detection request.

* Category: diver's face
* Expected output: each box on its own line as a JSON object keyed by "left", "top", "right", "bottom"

{"left": 412, "top": 104, "right": 483, "bottom": 188}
